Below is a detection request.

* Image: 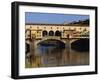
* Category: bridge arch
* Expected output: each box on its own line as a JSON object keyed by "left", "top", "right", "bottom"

{"left": 70, "top": 38, "right": 89, "bottom": 44}
{"left": 49, "top": 30, "right": 54, "bottom": 36}
{"left": 55, "top": 30, "right": 61, "bottom": 36}
{"left": 42, "top": 30, "right": 48, "bottom": 37}
{"left": 36, "top": 36, "right": 66, "bottom": 46}
{"left": 71, "top": 38, "right": 89, "bottom": 51}
{"left": 70, "top": 39, "right": 80, "bottom": 44}
{"left": 37, "top": 39, "right": 65, "bottom": 48}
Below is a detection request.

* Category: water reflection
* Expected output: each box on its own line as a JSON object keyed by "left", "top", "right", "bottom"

{"left": 25, "top": 43, "right": 89, "bottom": 68}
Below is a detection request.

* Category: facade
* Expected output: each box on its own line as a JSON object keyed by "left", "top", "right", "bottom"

{"left": 25, "top": 23, "right": 89, "bottom": 40}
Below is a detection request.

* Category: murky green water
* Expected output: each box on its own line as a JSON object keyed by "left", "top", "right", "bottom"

{"left": 25, "top": 44, "right": 89, "bottom": 68}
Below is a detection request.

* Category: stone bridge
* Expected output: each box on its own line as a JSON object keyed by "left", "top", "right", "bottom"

{"left": 34, "top": 36, "right": 66, "bottom": 46}
{"left": 34, "top": 36, "right": 89, "bottom": 47}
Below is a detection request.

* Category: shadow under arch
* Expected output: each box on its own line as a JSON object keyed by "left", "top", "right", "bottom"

{"left": 71, "top": 38, "right": 89, "bottom": 52}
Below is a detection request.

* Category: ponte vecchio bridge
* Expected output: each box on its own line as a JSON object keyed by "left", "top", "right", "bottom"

{"left": 25, "top": 23, "right": 89, "bottom": 47}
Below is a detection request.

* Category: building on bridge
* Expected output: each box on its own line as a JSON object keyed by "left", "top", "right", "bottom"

{"left": 25, "top": 23, "right": 89, "bottom": 40}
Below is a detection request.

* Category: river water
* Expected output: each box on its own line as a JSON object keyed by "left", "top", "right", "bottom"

{"left": 25, "top": 44, "right": 89, "bottom": 68}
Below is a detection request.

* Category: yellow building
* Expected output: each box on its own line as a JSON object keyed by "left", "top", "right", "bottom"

{"left": 25, "top": 23, "right": 89, "bottom": 40}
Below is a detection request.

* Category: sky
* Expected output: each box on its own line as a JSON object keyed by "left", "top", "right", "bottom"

{"left": 25, "top": 12, "right": 89, "bottom": 24}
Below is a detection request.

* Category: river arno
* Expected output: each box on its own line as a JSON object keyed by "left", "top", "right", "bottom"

{"left": 25, "top": 45, "right": 89, "bottom": 68}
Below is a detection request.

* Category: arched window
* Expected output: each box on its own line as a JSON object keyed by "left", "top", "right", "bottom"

{"left": 49, "top": 30, "right": 54, "bottom": 36}
{"left": 55, "top": 30, "right": 61, "bottom": 36}
{"left": 42, "top": 30, "right": 48, "bottom": 37}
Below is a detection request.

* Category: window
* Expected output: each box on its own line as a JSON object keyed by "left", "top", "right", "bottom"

{"left": 42, "top": 30, "right": 48, "bottom": 36}
{"left": 55, "top": 30, "right": 61, "bottom": 36}
{"left": 49, "top": 30, "right": 54, "bottom": 36}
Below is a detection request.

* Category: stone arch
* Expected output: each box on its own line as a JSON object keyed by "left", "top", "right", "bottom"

{"left": 37, "top": 39, "right": 65, "bottom": 48}
{"left": 36, "top": 36, "right": 65, "bottom": 45}
{"left": 70, "top": 39, "right": 79, "bottom": 44}
{"left": 49, "top": 30, "right": 54, "bottom": 36}
{"left": 42, "top": 30, "right": 48, "bottom": 37}
{"left": 55, "top": 30, "right": 61, "bottom": 36}
{"left": 71, "top": 38, "right": 89, "bottom": 51}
